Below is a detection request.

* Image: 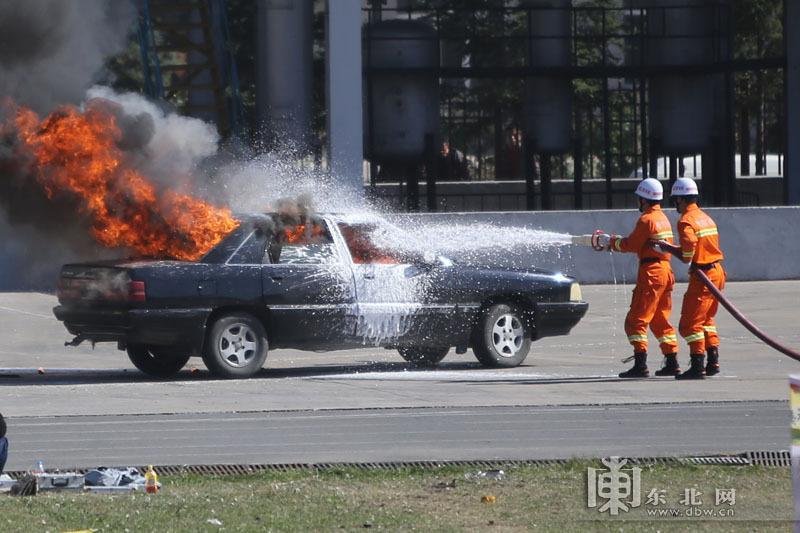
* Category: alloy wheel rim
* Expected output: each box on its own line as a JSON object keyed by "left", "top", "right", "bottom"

{"left": 219, "top": 323, "right": 258, "bottom": 368}
{"left": 491, "top": 314, "right": 524, "bottom": 357}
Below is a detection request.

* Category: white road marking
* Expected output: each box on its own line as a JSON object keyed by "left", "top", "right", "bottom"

{"left": 9, "top": 402, "right": 777, "bottom": 427}
{"left": 0, "top": 305, "right": 52, "bottom": 319}
{"left": 306, "top": 370, "right": 615, "bottom": 381}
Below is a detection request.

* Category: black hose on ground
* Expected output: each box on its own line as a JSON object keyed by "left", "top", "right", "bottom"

{"left": 651, "top": 239, "right": 800, "bottom": 362}
{"left": 692, "top": 269, "right": 800, "bottom": 362}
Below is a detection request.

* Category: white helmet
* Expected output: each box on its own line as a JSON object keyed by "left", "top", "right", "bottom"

{"left": 634, "top": 178, "right": 663, "bottom": 201}
{"left": 671, "top": 177, "right": 699, "bottom": 197}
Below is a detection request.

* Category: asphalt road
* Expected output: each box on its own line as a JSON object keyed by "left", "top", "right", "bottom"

{"left": 1, "top": 281, "right": 798, "bottom": 468}
{"left": 3, "top": 402, "right": 787, "bottom": 470}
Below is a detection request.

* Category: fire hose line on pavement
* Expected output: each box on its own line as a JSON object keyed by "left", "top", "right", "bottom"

{"left": 573, "top": 231, "right": 800, "bottom": 361}
{"left": 691, "top": 268, "right": 800, "bottom": 362}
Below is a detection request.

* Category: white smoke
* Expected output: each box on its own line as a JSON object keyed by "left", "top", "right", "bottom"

{"left": 213, "top": 154, "right": 371, "bottom": 214}
{"left": 86, "top": 86, "right": 220, "bottom": 188}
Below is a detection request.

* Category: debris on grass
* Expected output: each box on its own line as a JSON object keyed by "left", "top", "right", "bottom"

{"left": 431, "top": 479, "right": 457, "bottom": 491}
{"left": 465, "top": 469, "right": 505, "bottom": 481}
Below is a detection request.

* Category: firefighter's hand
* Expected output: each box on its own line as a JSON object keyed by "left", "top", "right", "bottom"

{"left": 651, "top": 239, "right": 680, "bottom": 256}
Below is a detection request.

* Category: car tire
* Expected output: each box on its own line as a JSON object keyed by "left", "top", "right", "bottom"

{"left": 127, "top": 345, "right": 191, "bottom": 378}
{"left": 202, "top": 312, "right": 268, "bottom": 379}
{"left": 398, "top": 346, "right": 449, "bottom": 367}
{"left": 471, "top": 303, "right": 531, "bottom": 368}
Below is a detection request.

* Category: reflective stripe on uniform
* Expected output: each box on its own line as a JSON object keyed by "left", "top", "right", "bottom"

{"left": 682, "top": 250, "right": 695, "bottom": 258}
{"left": 696, "top": 228, "right": 719, "bottom": 237}
{"left": 627, "top": 334, "right": 648, "bottom": 343}
{"left": 653, "top": 231, "right": 674, "bottom": 239}
{"left": 684, "top": 332, "right": 705, "bottom": 343}
{"left": 614, "top": 237, "right": 623, "bottom": 251}
{"left": 657, "top": 334, "right": 678, "bottom": 344}
{"left": 703, "top": 326, "right": 718, "bottom": 333}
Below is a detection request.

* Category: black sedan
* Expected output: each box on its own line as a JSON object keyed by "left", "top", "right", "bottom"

{"left": 54, "top": 213, "right": 588, "bottom": 378}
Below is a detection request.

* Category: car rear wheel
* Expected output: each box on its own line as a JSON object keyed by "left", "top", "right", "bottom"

{"left": 472, "top": 303, "right": 531, "bottom": 368}
{"left": 127, "top": 345, "right": 191, "bottom": 378}
{"left": 202, "top": 312, "right": 268, "bottom": 379}
{"left": 398, "top": 346, "right": 449, "bottom": 367}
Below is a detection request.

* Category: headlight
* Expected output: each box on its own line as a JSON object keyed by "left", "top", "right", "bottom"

{"left": 570, "top": 282, "right": 582, "bottom": 302}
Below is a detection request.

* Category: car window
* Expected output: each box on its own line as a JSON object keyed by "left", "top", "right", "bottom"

{"left": 337, "top": 223, "right": 403, "bottom": 264}
{"left": 266, "top": 222, "right": 338, "bottom": 265}
{"left": 200, "top": 223, "right": 244, "bottom": 263}
{"left": 227, "top": 231, "right": 268, "bottom": 264}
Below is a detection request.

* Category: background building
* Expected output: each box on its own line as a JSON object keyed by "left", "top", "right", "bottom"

{"left": 125, "top": 0, "right": 793, "bottom": 211}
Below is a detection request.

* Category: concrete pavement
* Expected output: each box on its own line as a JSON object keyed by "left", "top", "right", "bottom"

{"left": 3, "top": 402, "right": 788, "bottom": 470}
{"left": 1, "top": 282, "right": 798, "bottom": 417}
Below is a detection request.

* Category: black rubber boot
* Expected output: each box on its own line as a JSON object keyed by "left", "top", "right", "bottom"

{"left": 705, "top": 346, "right": 720, "bottom": 376}
{"left": 675, "top": 354, "right": 705, "bottom": 380}
{"left": 654, "top": 353, "right": 682, "bottom": 377}
{"left": 619, "top": 352, "right": 649, "bottom": 378}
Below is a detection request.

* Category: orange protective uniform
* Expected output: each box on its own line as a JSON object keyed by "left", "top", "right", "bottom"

{"left": 610, "top": 205, "right": 678, "bottom": 355}
{"left": 676, "top": 204, "right": 725, "bottom": 355}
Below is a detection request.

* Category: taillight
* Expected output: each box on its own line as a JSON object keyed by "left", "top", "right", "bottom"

{"left": 57, "top": 279, "right": 75, "bottom": 301}
{"left": 128, "top": 280, "right": 146, "bottom": 302}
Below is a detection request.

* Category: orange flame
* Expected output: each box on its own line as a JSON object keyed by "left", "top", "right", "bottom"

{"left": 9, "top": 103, "right": 237, "bottom": 261}
{"left": 283, "top": 223, "right": 324, "bottom": 244}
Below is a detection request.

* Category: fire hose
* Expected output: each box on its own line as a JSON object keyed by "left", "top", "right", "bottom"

{"left": 690, "top": 265, "right": 800, "bottom": 362}
{"left": 571, "top": 232, "right": 800, "bottom": 362}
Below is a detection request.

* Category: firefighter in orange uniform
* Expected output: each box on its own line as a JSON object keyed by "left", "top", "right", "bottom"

{"left": 653, "top": 177, "right": 725, "bottom": 379}
{"left": 593, "top": 178, "right": 679, "bottom": 378}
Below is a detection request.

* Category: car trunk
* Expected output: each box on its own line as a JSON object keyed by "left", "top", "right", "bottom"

{"left": 57, "top": 263, "right": 140, "bottom": 309}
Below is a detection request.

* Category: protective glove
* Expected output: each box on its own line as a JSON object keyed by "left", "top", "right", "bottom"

{"left": 650, "top": 239, "right": 680, "bottom": 257}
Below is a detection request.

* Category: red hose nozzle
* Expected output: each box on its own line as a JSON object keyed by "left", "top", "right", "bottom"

{"left": 591, "top": 229, "right": 606, "bottom": 251}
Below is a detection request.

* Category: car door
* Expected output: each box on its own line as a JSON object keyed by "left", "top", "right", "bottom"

{"left": 337, "top": 222, "right": 457, "bottom": 347}
{"left": 261, "top": 219, "right": 357, "bottom": 349}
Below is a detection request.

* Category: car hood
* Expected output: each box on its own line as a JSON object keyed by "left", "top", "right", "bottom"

{"left": 449, "top": 262, "right": 574, "bottom": 282}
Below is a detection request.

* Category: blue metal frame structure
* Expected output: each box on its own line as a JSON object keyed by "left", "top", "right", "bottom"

{"left": 135, "top": 0, "right": 244, "bottom": 139}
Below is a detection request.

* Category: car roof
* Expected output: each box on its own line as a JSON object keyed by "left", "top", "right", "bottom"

{"left": 238, "top": 212, "right": 387, "bottom": 226}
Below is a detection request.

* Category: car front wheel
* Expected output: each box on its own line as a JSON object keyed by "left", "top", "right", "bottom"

{"left": 398, "top": 346, "right": 449, "bottom": 367}
{"left": 127, "top": 345, "right": 191, "bottom": 378}
{"left": 471, "top": 303, "right": 531, "bottom": 368}
{"left": 202, "top": 312, "right": 268, "bottom": 378}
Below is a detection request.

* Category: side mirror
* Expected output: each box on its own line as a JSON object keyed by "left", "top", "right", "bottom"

{"left": 409, "top": 252, "right": 438, "bottom": 273}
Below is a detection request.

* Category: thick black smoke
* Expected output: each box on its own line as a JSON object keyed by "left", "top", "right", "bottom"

{"left": 0, "top": 0, "right": 334, "bottom": 289}
{"left": 0, "top": 0, "right": 133, "bottom": 113}
{"left": 0, "top": 0, "right": 134, "bottom": 289}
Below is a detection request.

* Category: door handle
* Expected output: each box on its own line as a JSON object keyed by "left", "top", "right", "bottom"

{"left": 270, "top": 275, "right": 284, "bottom": 281}
{"left": 363, "top": 272, "right": 375, "bottom": 280}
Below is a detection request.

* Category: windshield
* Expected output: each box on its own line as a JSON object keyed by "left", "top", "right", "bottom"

{"left": 337, "top": 223, "right": 410, "bottom": 264}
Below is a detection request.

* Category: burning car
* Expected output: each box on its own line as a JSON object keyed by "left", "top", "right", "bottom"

{"left": 54, "top": 213, "right": 588, "bottom": 378}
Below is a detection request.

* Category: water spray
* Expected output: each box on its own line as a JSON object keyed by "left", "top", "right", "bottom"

{"left": 570, "top": 231, "right": 608, "bottom": 251}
